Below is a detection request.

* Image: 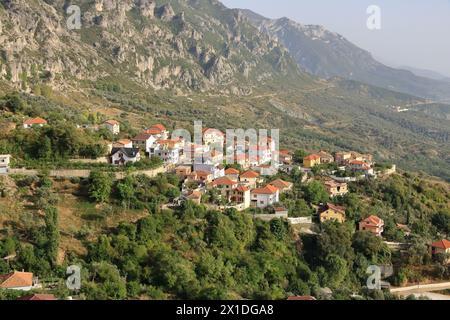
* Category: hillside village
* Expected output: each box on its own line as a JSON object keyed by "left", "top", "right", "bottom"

{"left": 1, "top": 115, "right": 449, "bottom": 300}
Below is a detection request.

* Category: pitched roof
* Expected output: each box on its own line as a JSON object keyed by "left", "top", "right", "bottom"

{"left": 431, "top": 239, "right": 450, "bottom": 250}
{"left": 115, "top": 139, "right": 132, "bottom": 146}
{"left": 240, "top": 170, "right": 260, "bottom": 179}
{"left": 24, "top": 117, "right": 47, "bottom": 125}
{"left": 17, "top": 294, "right": 56, "bottom": 301}
{"left": 111, "top": 147, "right": 140, "bottom": 158}
{"left": 234, "top": 185, "right": 250, "bottom": 193}
{"left": 212, "top": 177, "right": 238, "bottom": 186}
{"left": 196, "top": 170, "right": 212, "bottom": 177}
{"left": 0, "top": 271, "right": 33, "bottom": 289}
{"left": 270, "top": 179, "right": 292, "bottom": 189}
{"left": 304, "top": 154, "right": 321, "bottom": 161}
{"left": 349, "top": 160, "right": 367, "bottom": 165}
{"left": 151, "top": 124, "right": 167, "bottom": 132}
{"left": 157, "top": 139, "right": 181, "bottom": 147}
{"left": 133, "top": 133, "right": 153, "bottom": 141}
{"left": 225, "top": 168, "right": 240, "bottom": 175}
{"left": 203, "top": 128, "right": 225, "bottom": 137}
{"left": 252, "top": 185, "right": 279, "bottom": 195}
{"left": 325, "top": 203, "right": 346, "bottom": 214}
{"left": 104, "top": 120, "right": 119, "bottom": 125}
{"left": 361, "top": 215, "right": 384, "bottom": 226}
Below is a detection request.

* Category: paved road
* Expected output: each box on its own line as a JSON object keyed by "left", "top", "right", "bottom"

{"left": 391, "top": 282, "right": 450, "bottom": 295}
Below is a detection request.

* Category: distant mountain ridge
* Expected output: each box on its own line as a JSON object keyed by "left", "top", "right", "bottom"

{"left": 239, "top": 8, "right": 450, "bottom": 101}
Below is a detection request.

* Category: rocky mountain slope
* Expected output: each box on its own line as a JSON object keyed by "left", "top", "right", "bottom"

{"left": 240, "top": 9, "right": 450, "bottom": 101}
{"left": 0, "top": 0, "right": 311, "bottom": 94}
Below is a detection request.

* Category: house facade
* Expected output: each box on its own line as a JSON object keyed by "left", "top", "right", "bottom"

{"left": 111, "top": 147, "right": 141, "bottom": 165}
{"left": 431, "top": 239, "right": 450, "bottom": 264}
{"left": 23, "top": 117, "right": 47, "bottom": 129}
{"left": 0, "top": 154, "right": 11, "bottom": 174}
{"left": 212, "top": 177, "right": 239, "bottom": 201}
{"left": 0, "top": 272, "right": 39, "bottom": 291}
{"left": 104, "top": 120, "right": 120, "bottom": 135}
{"left": 251, "top": 185, "right": 280, "bottom": 208}
{"left": 359, "top": 215, "right": 384, "bottom": 237}
{"left": 132, "top": 133, "right": 157, "bottom": 154}
{"left": 303, "top": 154, "right": 321, "bottom": 168}
{"left": 230, "top": 186, "right": 251, "bottom": 210}
{"left": 324, "top": 180, "right": 348, "bottom": 197}
{"left": 269, "top": 179, "right": 293, "bottom": 193}
{"left": 240, "top": 170, "right": 261, "bottom": 189}
{"left": 319, "top": 203, "right": 346, "bottom": 224}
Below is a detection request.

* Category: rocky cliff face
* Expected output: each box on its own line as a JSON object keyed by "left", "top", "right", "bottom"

{"left": 0, "top": 0, "right": 304, "bottom": 94}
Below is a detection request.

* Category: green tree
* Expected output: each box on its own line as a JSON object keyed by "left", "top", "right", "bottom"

{"left": 89, "top": 171, "right": 114, "bottom": 203}
{"left": 303, "top": 181, "right": 329, "bottom": 204}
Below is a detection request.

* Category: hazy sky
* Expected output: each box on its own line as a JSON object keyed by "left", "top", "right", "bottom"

{"left": 222, "top": 0, "right": 450, "bottom": 77}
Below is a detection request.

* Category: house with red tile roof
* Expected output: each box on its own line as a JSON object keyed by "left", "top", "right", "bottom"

{"left": 132, "top": 133, "right": 157, "bottom": 154}
{"left": 0, "top": 271, "right": 39, "bottom": 291}
{"left": 269, "top": 179, "right": 293, "bottom": 193}
{"left": 23, "top": 117, "right": 47, "bottom": 129}
{"left": 203, "top": 128, "right": 225, "bottom": 147}
{"left": 225, "top": 168, "right": 240, "bottom": 181}
{"left": 230, "top": 185, "right": 251, "bottom": 210}
{"left": 240, "top": 170, "right": 261, "bottom": 188}
{"left": 186, "top": 191, "right": 203, "bottom": 205}
{"left": 103, "top": 120, "right": 120, "bottom": 135}
{"left": 251, "top": 185, "right": 280, "bottom": 208}
{"left": 212, "top": 176, "right": 239, "bottom": 201}
{"left": 319, "top": 203, "right": 346, "bottom": 224}
{"left": 278, "top": 149, "right": 293, "bottom": 165}
{"left": 324, "top": 180, "right": 348, "bottom": 197}
{"left": 303, "top": 154, "right": 321, "bottom": 168}
{"left": 113, "top": 139, "right": 133, "bottom": 148}
{"left": 144, "top": 124, "right": 169, "bottom": 139}
{"left": 431, "top": 239, "right": 450, "bottom": 263}
{"left": 359, "top": 215, "right": 384, "bottom": 237}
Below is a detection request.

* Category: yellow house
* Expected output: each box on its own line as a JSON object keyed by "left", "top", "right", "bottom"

{"left": 303, "top": 154, "right": 321, "bottom": 168}
{"left": 319, "top": 203, "right": 346, "bottom": 224}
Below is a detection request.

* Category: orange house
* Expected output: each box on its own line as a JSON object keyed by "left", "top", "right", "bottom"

{"left": 303, "top": 154, "right": 321, "bottom": 168}
{"left": 431, "top": 239, "right": 450, "bottom": 264}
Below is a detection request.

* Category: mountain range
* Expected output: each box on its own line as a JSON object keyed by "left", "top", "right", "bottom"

{"left": 240, "top": 8, "right": 450, "bottom": 102}
{"left": 0, "top": 0, "right": 449, "bottom": 180}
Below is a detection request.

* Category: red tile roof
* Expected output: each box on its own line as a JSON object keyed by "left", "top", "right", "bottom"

{"left": 0, "top": 271, "right": 33, "bottom": 289}
{"left": 24, "top": 117, "right": 47, "bottom": 125}
{"left": 104, "top": 120, "right": 119, "bottom": 126}
{"left": 151, "top": 124, "right": 166, "bottom": 132}
{"left": 361, "top": 215, "right": 384, "bottom": 226}
{"left": 17, "top": 294, "right": 56, "bottom": 301}
{"left": 269, "top": 179, "right": 292, "bottom": 189}
{"left": 235, "top": 185, "right": 250, "bottom": 193}
{"left": 252, "top": 185, "right": 279, "bottom": 195}
{"left": 213, "top": 177, "right": 238, "bottom": 186}
{"left": 326, "top": 203, "right": 346, "bottom": 214}
{"left": 225, "top": 168, "right": 240, "bottom": 175}
{"left": 240, "top": 170, "right": 260, "bottom": 179}
{"left": 304, "top": 154, "right": 321, "bottom": 161}
{"left": 203, "top": 128, "right": 225, "bottom": 137}
{"left": 133, "top": 133, "right": 153, "bottom": 141}
{"left": 431, "top": 239, "right": 450, "bottom": 250}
